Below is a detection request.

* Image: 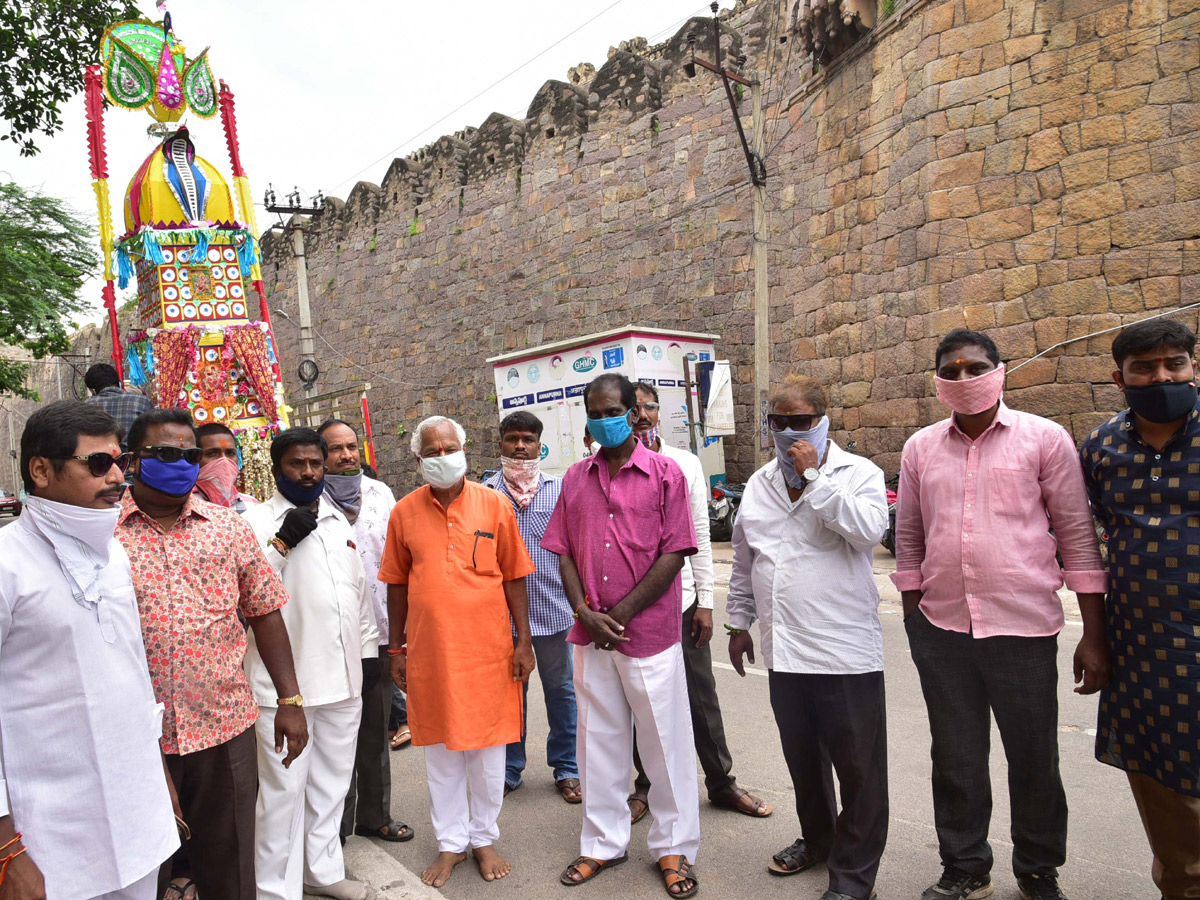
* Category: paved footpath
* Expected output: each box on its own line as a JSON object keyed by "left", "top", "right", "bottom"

{"left": 337, "top": 545, "right": 1156, "bottom": 900}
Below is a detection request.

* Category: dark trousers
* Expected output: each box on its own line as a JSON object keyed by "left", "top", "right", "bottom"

{"left": 769, "top": 669, "right": 888, "bottom": 900}
{"left": 158, "top": 726, "right": 257, "bottom": 900}
{"left": 634, "top": 601, "right": 736, "bottom": 798}
{"left": 906, "top": 610, "right": 1067, "bottom": 879}
{"left": 341, "top": 648, "right": 393, "bottom": 836}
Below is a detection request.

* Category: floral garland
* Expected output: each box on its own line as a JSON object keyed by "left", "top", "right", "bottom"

{"left": 236, "top": 426, "right": 276, "bottom": 501}
{"left": 197, "top": 341, "right": 236, "bottom": 403}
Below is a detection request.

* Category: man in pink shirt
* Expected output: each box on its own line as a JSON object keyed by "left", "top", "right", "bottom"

{"left": 541, "top": 373, "right": 700, "bottom": 898}
{"left": 892, "top": 329, "right": 1107, "bottom": 900}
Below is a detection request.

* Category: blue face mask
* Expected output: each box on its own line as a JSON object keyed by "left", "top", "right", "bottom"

{"left": 276, "top": 471, "right": 325, "bottom": 506}
{"left": 772, "top": 415, "right": 830, "bottom": 490}
{"left": 587, "top": 411, "right": 634, "bottom": 449}
{"left": 138, "top": 455, "right": 200, "bottom": 497}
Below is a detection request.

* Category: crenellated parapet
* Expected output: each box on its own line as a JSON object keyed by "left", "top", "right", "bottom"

{"left": 466, "top": 112, "right": 526, "bottom": 183}
{"left": 588, "top": 50, "right": 664, "bottom": 125}
{"left": 525, "top": 80, "right": 589, "bottom": 156}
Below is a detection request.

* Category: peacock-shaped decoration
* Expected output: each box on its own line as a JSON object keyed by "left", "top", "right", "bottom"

{"left": 99, "top": 16, "right": 217, "bottom": 124}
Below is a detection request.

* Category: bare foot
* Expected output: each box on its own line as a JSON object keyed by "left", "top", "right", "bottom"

{"left": 473, "top": 844, "right": 512, "bottom": 881}
{"left": 421, "top": 850, "right": 468, "bottom": 887}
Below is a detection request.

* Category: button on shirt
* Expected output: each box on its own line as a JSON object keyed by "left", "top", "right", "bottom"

{"left": 891, "top": 403, "right": 1107, "bottom": 637}
{"left": 541, "top": 441, "right": 697, "bottom": 658}
{"left": 482, "top": 471, "right": 573, "bottom": 636}
{"left": 658, "top": 443, "right": 715, "bottom": 610}
{"left": 243, "top": 493, "right": 379, "bottom": 707}
{"left": 0, "top": 519, "right": 178, "bottom": 899}
{"left": 727, "top": 442, "right": 889, "bottom": 673}
{"left": 117, "top": 493, "right": 289, "bottom": 754}
{"left": 1080, "top": 404, "right": 1200, "bottom": 797}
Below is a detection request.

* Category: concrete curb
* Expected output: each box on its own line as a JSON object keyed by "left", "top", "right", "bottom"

{"left": 303, "top": 836, "right": 441, "bottom": 900}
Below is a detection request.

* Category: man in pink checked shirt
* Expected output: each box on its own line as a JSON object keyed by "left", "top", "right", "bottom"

{"left": 892, "top": 329, "right": 1107, "bottom": 900}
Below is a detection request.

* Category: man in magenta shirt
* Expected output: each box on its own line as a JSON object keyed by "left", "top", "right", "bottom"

{"left": 892, "top": 329, "right": 1107, "bottom": 900}
{"left": 542, "top": 373, "right": 700, "bottom": 898}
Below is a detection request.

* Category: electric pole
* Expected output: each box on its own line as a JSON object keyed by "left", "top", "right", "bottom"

{"left": 684, "top": 3, "right": 771, "bottom": 467}
{"left": 265, "top": 186, "right": 325, "bottom": 406}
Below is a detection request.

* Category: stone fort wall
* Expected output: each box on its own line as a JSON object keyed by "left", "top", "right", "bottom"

{"left": 4, "top": 0, "right": 1197, "bottom": 494}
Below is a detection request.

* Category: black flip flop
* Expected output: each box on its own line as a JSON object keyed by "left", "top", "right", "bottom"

{"left": 354, "top": 821, "right": 415, "bottom": 842}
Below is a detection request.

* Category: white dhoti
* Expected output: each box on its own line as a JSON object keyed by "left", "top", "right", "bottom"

{"left": 574, "top": 642, "right": 700, "bottom": 862}
{"left": 254, "top": 696, "right": 362, "bottom": 900}
{"left": 90, "top": 866, "right": 159, "bottom": 900}
{"left": 423, "top": 742, "right": 506, "bottom": 852}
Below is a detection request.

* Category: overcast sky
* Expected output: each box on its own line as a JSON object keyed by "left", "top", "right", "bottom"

{"left": 1, "top": 0, "right": 722, "bottom": 319}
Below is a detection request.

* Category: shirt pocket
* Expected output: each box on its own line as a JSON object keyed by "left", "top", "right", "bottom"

{"left": 988, "top": 467, "right": 1041, "bottom": 517}
{"left": 621, "top": 505, "right": 663, "bottom": 552}
{"left": 470, "top": 531, "right": 500, "bottom": 575}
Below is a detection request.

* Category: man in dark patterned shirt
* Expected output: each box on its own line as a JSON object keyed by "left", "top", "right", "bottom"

{"left": 84, "top": 363, "right": 153, "bottom": 451}
{"left": 1079, "top": 319, "right": 1200, "bottom": 900}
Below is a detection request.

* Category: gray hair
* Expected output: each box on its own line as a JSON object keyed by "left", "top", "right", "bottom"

{"left": 410, "top": 415, "right": 467, "bottom": 455}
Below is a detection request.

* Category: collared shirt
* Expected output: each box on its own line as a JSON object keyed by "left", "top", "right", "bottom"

{"left": 728, "top": 443, "right": 888, "bottom": 673}
{"left": 1080, "top": 403, "right": 1200, "bottom": 797}
{"left": 351, "top": 476, "right": 397, "bottom": 641}
{"left": 243, "top": 492, "right": 379, "bottom": 707}
{"left": 891, "top": 402, "right": 1107, "bottom": 638}
{"left": 658, "top": 443, "right": 715, "bottom": 610}
{"left": 482, "top": 470, "right": 573, "bottom": 635}
{"left": 0, "top": 518, "right": 177, "bottom": 899}
{"left": 378, "top": 480, "right": 535, "bottom": 750}
{"left": 116, "top": 492, "right": 289, "bottom": 755}
{"left": 86, "top": 386, "right": 154, "bottom": 450}
{"left": 541, "top": 441, "right": 697, "bottom": 658}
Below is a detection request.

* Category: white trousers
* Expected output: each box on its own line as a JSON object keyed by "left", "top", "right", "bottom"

{"left": 91, "top": 866, "right": 158, "bottom": 900}
{"left": 423, "top": 742, "right": 506, "bottom": 853}
{"left": 574, "top": 642, "right": 700, "bottom": 862}
{"left": 254, "top": 697, "right": 362, "bottom": 900}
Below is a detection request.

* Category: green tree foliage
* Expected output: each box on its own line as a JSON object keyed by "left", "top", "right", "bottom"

{"left": 0, "top": 182, "right": 98, "bottom": 398}
{"left": 1, "top": 0, "right": 140, "bottom": 156}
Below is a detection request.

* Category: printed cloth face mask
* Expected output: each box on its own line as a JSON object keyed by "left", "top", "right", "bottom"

{"left": 500, "top": 456, "right": 540, "bottom": 509}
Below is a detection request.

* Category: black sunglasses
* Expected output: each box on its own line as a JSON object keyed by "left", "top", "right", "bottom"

{"left": 136, "top": 445, "right": 203, "bottom": 465}
{"left": 57, "top": 451, "right": 134, "bottom": 477}
{"left": 767, "top": 413, "right": 819, "bottom": 432}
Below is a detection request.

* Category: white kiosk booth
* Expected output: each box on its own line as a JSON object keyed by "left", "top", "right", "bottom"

{"left": 487, "top": 326, "right": 727, "bottom": 484}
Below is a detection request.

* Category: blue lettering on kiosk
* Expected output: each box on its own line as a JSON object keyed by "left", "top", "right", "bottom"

{"left": 501, "top": 393, "right": 536, "bottom": 409}
{"left": 566, "top": 383, "right": 587, "bottom": 398}
{"left": 602, "top": 347, "right": 625, "bottom": 369}
{"left": 536, "top": 388, "right": 564, "bottom": 402}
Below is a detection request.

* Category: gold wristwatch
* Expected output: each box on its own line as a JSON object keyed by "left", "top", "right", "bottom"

{"left": 277, "top": 693, "right": 304, "bottom": 707}
{"left": 269, "top": 536, "right": 291, "bottom": 558}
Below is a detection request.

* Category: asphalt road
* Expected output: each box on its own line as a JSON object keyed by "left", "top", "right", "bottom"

{"left": 370, "top": 545, "right": 1155, "bottom": 900}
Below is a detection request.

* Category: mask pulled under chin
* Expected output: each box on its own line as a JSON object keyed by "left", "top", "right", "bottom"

{"left": 934, "top": 363, "right": 1006, "bottom": 416}
{"left": 422, "top": 451, "right": 467, "bottom": 489}
{"left": 1124, "top": 379, "right": 1199, "bottom": 424}
{"left": 500, "top": 456, "right": 540, "bottom": 508}
{"left": 276, "top": 472, "right": 325, "bottom": 506}
{"left": 635, "top": 425, "right": 660, "bottom": 449}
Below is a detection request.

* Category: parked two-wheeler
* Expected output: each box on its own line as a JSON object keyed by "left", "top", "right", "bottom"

{"left": 709, "top": 481, "right": 743, "bottom": 543}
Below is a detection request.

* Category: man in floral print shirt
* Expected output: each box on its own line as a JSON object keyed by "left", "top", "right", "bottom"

{"left": 116, "top": 409, "right": 308, "bottom": 900}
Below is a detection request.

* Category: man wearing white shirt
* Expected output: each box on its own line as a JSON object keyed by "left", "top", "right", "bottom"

{"left": 0, "top": 401, "right": 178, "bottom": 900}
{"left": 629, "top": 382, "right": 772, "bottom": 820}
{"left": 318, "top": 419, "right": 415, "bottom": 845}
{"left": 243, "top": 428, "right": 381, "bottom": 900}
{"left": 727, "top": 374, "right": 889, "bottom": 900}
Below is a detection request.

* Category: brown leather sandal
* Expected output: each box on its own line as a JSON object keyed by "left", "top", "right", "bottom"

{"left": 658, "top": 855, "right": 699, "bottom": 897}
{"left": 560, "top": 853, "right": 628, "bottom": 886}
{"left": 556, "top": 777, "right": 582, "bottom": 804}
{"left": 628, "top": 792, "right": 649, "bottom": 823}
{"left": 710, "top": 785, "right": 773, "bottom": 817}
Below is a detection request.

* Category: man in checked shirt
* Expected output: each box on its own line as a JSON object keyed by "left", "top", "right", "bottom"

{"left": 482, "top": 411, "right": 581, "bottom": 804}
{"left": 893, "top": 329, "right": 1107, "bottom": 900}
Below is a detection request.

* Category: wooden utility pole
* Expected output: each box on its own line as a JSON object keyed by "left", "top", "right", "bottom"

{"left": 751, "top": 75, "right": 769, "bottom": 468}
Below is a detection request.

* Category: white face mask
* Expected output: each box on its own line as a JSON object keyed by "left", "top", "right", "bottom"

{"left": 421, "top": 451, "right": 467, "bottom": 489}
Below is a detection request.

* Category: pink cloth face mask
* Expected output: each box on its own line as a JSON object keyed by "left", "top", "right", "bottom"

{"left": 195, "top": 456, "right": 240, "bottom": 507}
{"left": 934, "top": 363, "right": 1006, "bottom": 416}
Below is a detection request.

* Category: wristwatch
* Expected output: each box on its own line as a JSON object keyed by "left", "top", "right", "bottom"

{"left": 277, "top": 693, "right": 304, "bottom": 707}
{"left": 269, "top": 536, "right": 291, "bottom": 558}
{"left": 803, "top": 467, "right": 821, "bottom": 483}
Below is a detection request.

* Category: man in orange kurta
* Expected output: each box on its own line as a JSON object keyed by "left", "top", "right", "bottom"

{"left": 379, "top": 415, "right": 536, "bottom": 889}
